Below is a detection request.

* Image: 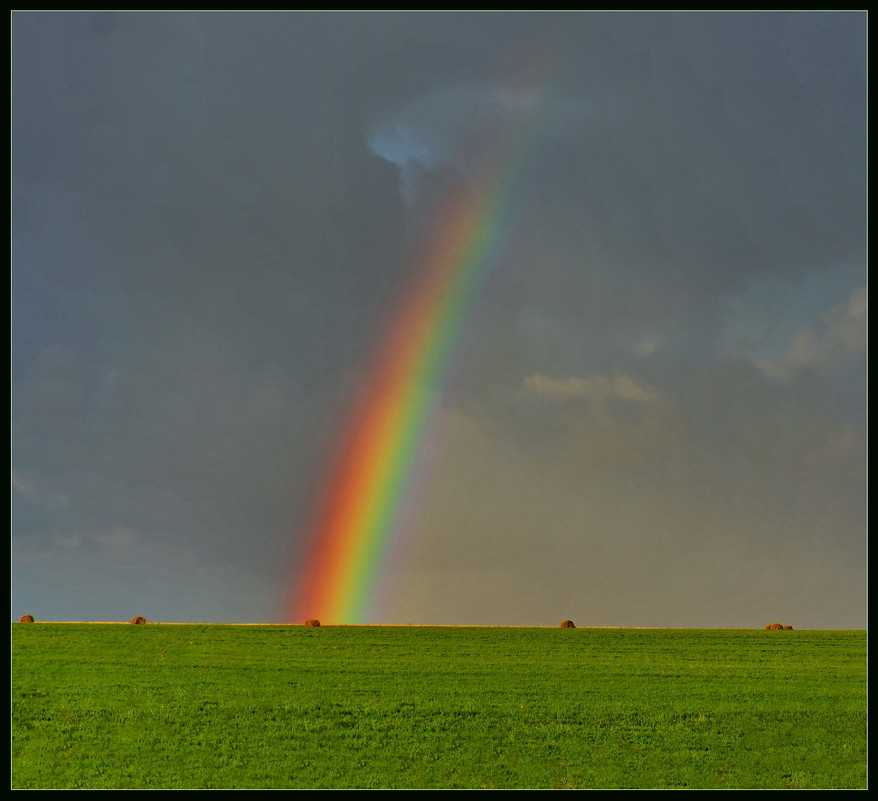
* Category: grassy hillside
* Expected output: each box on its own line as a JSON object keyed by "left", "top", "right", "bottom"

{"left": 11, "top": 624, "right": 867, "bottom": 789}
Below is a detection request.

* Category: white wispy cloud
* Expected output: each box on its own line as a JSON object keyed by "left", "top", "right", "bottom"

{"left": 12, "top": 471, "right": 69, "bottom": 509}
{"left": 13, "top": 527, "right": 142, "bottom": 564}
{"left": 633, "top": 336, "right": 662, "bottom": 358}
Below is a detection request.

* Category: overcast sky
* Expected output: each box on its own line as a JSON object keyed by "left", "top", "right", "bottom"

{"left": 12, "top": 11, "right": 866, "bottom": 628}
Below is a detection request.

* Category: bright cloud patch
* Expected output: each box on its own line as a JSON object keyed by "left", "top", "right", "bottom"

{"left": 524, "top": 371, "right": 658, "bottom": 404}
{"left": 758, "top": 286, "right": 866, "bottom": 380}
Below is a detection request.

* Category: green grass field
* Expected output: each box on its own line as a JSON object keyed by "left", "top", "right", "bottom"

{"left": 11, "top": 623, "right": 867, "bottom": 789}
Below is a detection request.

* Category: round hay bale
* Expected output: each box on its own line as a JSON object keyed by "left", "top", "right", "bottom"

{"left": 130, "top": 616, "right": 147, "bottom": 625}
{"left": 560, "top": 619, "right": 576, "bottom": 628}
{"left": 19, "top": 614, "right": 34, "bottom": 623}
{"left": 764, "top": 622, "right": 784, "bottom": 630}
{"left": 304, "top": 618, "right": 321, "bottom": 627}
{"left": 783, "top": 625, "right": 794, "bottom": 630}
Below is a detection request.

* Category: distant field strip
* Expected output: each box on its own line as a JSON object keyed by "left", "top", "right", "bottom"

{"left": 11, "top": 625, "right": 867, "bottom": 789}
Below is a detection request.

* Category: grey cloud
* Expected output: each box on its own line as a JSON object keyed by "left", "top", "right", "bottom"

{"left": 13, "top": 12, "right": 866, "bottom": 626}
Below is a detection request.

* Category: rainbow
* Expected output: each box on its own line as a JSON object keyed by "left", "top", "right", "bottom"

{"left": 286, "top": 59, "right": 561, "bottom": 625}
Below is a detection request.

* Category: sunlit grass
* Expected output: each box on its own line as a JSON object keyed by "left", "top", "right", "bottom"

{"left": 11, "top": 624, "right": 866, "bottom": 789}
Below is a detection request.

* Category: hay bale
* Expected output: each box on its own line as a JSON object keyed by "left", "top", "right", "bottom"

{"left": 764, "top": 622, "right": 784, "bottom": 630}
{"left": 560, "top": 619, "right": 576, "bottom": 628}
{"left": 130, "top": 616, "right": 147, "bottom": 625}
{"left": 783, "top": 625, "right": 794, "bottom": 630}
{"left": 19, "top": 614, "right": 34, "bottom": 623}
{"left": 304, "top": 618, "right": 321, "bottom": 627}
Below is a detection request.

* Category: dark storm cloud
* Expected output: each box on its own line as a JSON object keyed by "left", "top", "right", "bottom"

{"left": 13, "top": 12, "right": 414, "bottom": 619}
{"left": 12, "top": 11, "right": 865, "bottom": 626}
{"left": 496, "top": 12, "right": 865, "bottom": 375}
